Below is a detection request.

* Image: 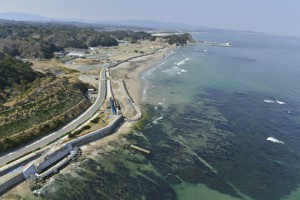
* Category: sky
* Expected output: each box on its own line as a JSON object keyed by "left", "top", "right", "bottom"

{"left": 0, "top": 0, "right": 300, "bottom": 36}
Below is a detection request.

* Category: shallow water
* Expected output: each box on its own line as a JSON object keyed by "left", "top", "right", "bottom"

{"left": 20, "top": 32, "right": 300, "bottom": 200}
{"left": 140, "top": 32, "right": 300, "bottom": 200}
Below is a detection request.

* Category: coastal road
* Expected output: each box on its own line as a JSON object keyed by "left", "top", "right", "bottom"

{"left": 0, "top": 67, "right": 107, "bottom": 166}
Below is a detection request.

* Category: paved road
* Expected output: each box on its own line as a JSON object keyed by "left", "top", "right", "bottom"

{"left": 0, "top": 68, "right": 107, "bottom": 166}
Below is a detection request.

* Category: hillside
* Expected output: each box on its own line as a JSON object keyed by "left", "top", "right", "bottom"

{"left": 164, "top": 33, "right": 196, "bottom": 45}
{"left": 0, "top": 20, "right": 155, "bottom": 59}
{"left": 0, "top": 21, "right": 118, "bottom": 58}
{"left": 0, "top": 53, "right": 43, "bottom": 101}
{"left": 0, "top": 54, "right": 91, "bottom": 151}
{"left": 149, "top": 33, "right": 196, "bottom": 46}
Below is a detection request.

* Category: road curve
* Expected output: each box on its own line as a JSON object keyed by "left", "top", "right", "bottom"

{"left": 0, "top": 67, "right": 107, "bottom": 166}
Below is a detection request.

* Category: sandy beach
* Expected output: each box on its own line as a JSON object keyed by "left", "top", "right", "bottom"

{"left": 1, "top": 45, "right": 174, "bottom": 199}
{"left": 83, "top": 46, "right": 174, "bottom": 146}
{"left": 110, "top": 46, "right": 173, "bottom": 106}
{"left": 79, "top": 46, "right": 174, "bottom": 154}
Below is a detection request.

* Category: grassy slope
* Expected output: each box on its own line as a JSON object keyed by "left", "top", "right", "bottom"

{"left": 0, "top": 54, "right": 91, "bottom": 151}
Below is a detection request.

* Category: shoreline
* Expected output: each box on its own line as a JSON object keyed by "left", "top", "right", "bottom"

{"left": 1, "top": 45, "right": 175, "bottom": 199}
{"left": 110, "top": 46, "right": 175, "bottom": 106}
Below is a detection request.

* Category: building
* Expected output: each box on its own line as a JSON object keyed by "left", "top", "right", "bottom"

{"left": 87, "top": 88, "right": 95, "bottom": 94}
{"left": 67, "top": 52, "right": 87, "bottom": 59}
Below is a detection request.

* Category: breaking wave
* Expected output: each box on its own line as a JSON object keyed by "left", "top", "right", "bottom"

{"left": 264, "top": 99, "right": 287, "bottom": 105}
{"left": 267, "top": 137, "right": 284, "bottom": 144}
{"left": 175, "top": 57, "right": 190, "bottom": 66}
{"left": 264, "top": 100, "right": 276, "bottom": 103}
{"left": 163, "top": 66, "right": 187, "bottom": 75}
{"left": 152, "top": 115, "right": 164, "bottom": 124}
{"left": 276, "top": 100, "right": 286, "bottom": 105}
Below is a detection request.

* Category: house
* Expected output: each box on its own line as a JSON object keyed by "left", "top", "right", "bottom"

{"left": 87, "top": 88, "right": 95, "bottom": 94}
{"left": 53, "top": 51, "right": 65, "bottom": 58}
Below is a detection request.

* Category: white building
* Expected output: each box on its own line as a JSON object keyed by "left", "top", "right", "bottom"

{"left": 67, "top": 52, "right": 86, "bottom": 58}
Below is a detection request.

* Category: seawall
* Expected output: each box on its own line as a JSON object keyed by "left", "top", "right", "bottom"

{"left": 0, "top": 115, "right": 123, "bottom": 195}
{"left": 69, "top": 115, "right": 123, "bottom": 147}
{"left": 0, "top": 173, "right": 24, "bottom": 195}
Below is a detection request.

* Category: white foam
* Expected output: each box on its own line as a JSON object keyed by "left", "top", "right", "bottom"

{"left": 203, "top": 50, "right": 208, "bottom": 52}
{"left": 142, "top": 89, "right": 147, "bottom": 101}
{"left": 158, "top": 102, "right": 163, "bottom": 105}
{"left": 177, "top": 60, "right": 186, "bottom": 66}
{"left": 178, "top": 72, "right": 182, "bottom": 75}
{"left": 144, "top": 58, "right": 169, "bottom": 79}
{"left": 154, "top": 106, "right": 158, "bottom": 110}
{"left": 267, "top": 137, "right": 284, "bottom": 144}
{"left": 152, "top": 115, "right": 164, "bottom": 124}
{"left": 264, "top": 100, "right": 276, "bottom": 103}
{"left": 142, "top": 89, "right": 147, "bottom": 95}
{"left": 176, "top": 57, "right": 190, "bottom": 66}
{"left": 163, "top": 66, "right": 182, "bottom": 75}
{"left": 276, "top": 100, "right": 286, "bottom": 105}
{"left": 163, "top": 66, "right": 187, "bottom": 75}
{"left": 158, "top": 60, "right": 168, "bottom": 67}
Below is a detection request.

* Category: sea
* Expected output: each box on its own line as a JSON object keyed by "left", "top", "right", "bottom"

{"left": 26, "top": 31, "right": 300, "bottom": 200}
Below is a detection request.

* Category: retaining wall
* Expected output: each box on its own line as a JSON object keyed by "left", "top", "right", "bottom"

{"left": 1, "top": 115, "right": 123, "bottom": 195}
{"left": 23, "top": 163, "right": 37, "bottom": 179}
{"left": 120, "top": 80, "right": 142, "bottom": 121}
{"left": 36, "top": 145, "right": 70, "bottom": 173}
{"left": 69, "top": 115, "right": 123, "bottom": 147}
{"left": 121, "top": 80, "right": 134, "bottom": 103}
{"left": 0, "top": 153, "right": 41, "bottom": 176}
{"left": 0, "top": 173, "right": 24, "bottom": 195}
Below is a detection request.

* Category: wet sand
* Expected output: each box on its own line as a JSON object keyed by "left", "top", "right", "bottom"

{"left": 110, "top": 47, "right": 174, "bottom": 106}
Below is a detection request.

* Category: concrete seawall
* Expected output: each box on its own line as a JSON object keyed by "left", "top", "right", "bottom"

{"left": 120, "top": 80, "right": 142, "bottom": 122}
{"left": 0, "top": 46, "right": 157, "bottom": 195}
{"left": 0, "top": 115, "right": 123, "bottom": 195}
{"left": 69, "top": 115, "right": 123, "bottom": 147}
{"left": 0, "top": 153, "right": 42, "bottom": 176}
{"left": 121, "top": 80, "right": 134, "bottom": 103}
{"left": 0, "top": 173, "right": 24, "bottom": 195}
{"left": 36, "top": 145, "right": 71, "bottom": 173}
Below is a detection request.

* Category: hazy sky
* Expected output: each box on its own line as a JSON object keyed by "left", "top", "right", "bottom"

{"left": 0, "top": 0, "right": 300, "bottom": 36}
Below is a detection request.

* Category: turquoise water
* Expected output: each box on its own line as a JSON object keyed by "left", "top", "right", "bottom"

{"left": 140, "top": 32, "right": 300, "bottom": 200}
{"left": 22, "top": 32, "right": 300, "bottom": 200}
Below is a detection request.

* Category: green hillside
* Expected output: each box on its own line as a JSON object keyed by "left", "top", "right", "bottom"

{"left": 0, "top": 54, "right": 91, "bottom": 151}
{"left": 0, "top": 53, "right": 42, "bottom": 87}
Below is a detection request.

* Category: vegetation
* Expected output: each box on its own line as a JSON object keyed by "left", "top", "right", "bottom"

{"left": 109, "top": 30, "right": 151, "bottom": 41}
{"left": 164, "top": 33, "right": 196, "bottom": 46}
{"left": 0, "top": 20, "right": 169, "bottom": 151}
{"left": 0, "top": 99, "right": 90, "bottom": 151}
{"left": 68, "top": 124, "right": 91, "bottom": 138}
{"left": 0, "top": 54, "right": 91, "bottom": 151}
{"left": 0, "top": 52, "right": 43, "bottom": 93}
{"left": 0, "top": 21, "right": 118, "bottom": 58}
{"left": 0, "top": 20, "right": 156, "bottom": 59}
{"left": 90, "top": 116, "right": 100, "bottom": 124}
